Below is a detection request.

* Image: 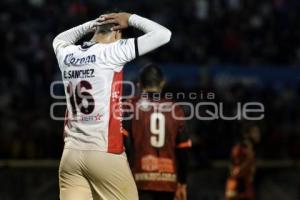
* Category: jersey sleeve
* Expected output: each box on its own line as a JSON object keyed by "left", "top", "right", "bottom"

{"left": 128, "top": 14, "right": 171, "bottom": 56}
{"left": 175, "top": 105, "right": 192, "bottom": 149}
{"left": 102, "top": 14, "right": 172, "bottom": 70}
{"left": 53, "top": 21, "right": 94, "bottom": 61}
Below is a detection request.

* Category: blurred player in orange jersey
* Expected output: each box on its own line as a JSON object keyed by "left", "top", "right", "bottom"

{"left": 225, "top": 123, "right": 261, "bottom": 200}
{"left": 123, "top": 64, "right": 192, "bottom": 200}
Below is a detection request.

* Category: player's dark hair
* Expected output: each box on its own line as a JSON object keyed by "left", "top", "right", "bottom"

{"left": 139, "top": 63, "right": 164, "bottom": 88}
{"left": 95, "top": 9, "right": 121, "bottom": 34}
{"left": 95, "top": 23, "right": 117, "bottom": 34}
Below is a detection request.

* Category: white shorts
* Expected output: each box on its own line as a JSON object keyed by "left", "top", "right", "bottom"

{"left": 59, "top": 149, "right": 138, "bottom": 200}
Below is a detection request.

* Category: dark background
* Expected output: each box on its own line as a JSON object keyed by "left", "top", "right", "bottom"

{"left": 0, "top": 0, "right": 300, "bottom": 199}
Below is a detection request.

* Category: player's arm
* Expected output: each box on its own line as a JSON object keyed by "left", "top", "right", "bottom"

{"left": 128, "top": 14, "right": 172, "bottom": 56}
{"left": 99, "top": 12, "right": 171, "bottom": 59}
{"left": 175, "top": 144, "right": 191, "bottom": 200}
{"left": 174, "top": 106, "right": 192, "bottom": 200}
{"left": 52, "top": 19, "right": 100, "bottom": 55}
{"left": 122, "top": 99, "right": 135, "bottom": 166}
{"left": 175, "top": 148, "right": 189, "bottom": 200}
{"left": 176, "top": 142, "right": 191, "bottom": 185}
{"left": 230, "top": 144, "right": 252, "bottom": 178}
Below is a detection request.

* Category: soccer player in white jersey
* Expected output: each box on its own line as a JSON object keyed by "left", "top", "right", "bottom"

{"left": 52, "top": 12, "right": 171, "bottom": 200}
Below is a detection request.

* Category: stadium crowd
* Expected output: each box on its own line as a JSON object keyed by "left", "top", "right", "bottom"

{"left": 0, "top": 0, "right": 300, "bottom": 161}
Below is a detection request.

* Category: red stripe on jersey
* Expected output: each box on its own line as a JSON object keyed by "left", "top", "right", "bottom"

{"left": 107, "top": 70, "right": 124, "bottom": 153}
{"left": 64, "top": 109, "right": 68, "bottom": 126}
{"left": 63, "top": 109, "right": 68, "bottom": 139}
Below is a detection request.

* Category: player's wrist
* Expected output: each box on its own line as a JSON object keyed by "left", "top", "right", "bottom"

{"left": 128, "top": 14, "right": 142, "bottom": 27}
{"left": 177, "top": 183, "right": 187, "bottom": 188}
{"left": 82, "top": 20, "right": 96, "bottom": 32}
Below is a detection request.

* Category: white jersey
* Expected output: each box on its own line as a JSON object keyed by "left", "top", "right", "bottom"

{"left": 53, "top": 14, "right": 171, "bottom": 153}
{"left": 56, "top": 40, "right": 136, "bottom": 153}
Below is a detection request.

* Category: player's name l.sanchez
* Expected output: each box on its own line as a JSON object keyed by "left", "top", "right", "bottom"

{"left": 63, "top": 69, "right": 95, "bottom": 79}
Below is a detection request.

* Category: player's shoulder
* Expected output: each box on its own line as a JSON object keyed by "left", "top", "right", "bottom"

{"left": 158, "top": 98, "right": 182, "bottom": 111}
{"left": 167, "top": 99, "right": 184, "bottom": 113}
{"left": 138, "top": 95, "right": 185, "bottom": 114}
{"left": 98, "top": 38, "right": 134, "bottom": 48}
{"left": 77, "top": 41, "right": 119, "bottom": 52}
{"left": 93, "top": 38, "right": 134, "bottom": 56}
{"left": 55, "top": 44, "right": 79, "bottom": 63}
{"left": 232, "top": 141, "right": 248, "bottom": 153}
{"left": 56, "top": 44, "right": 77, "bottom": 54}
{"left": 137, "top": 94, "right": 182, "bottom": 107}
{"left": 233, "top": 140, "right": 246, "bottom": 147}
{"left": 118, "top": 38, "right": 135, "bottom": 46}
{"left": 56, "top": 44, "right": 98, "bottom": 66}
{"left": 79, "top": 41, "right": 98, "bottom": 50}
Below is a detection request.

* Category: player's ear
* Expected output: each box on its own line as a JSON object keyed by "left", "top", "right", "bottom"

{"left": 115, "top": 30, "right": 122, "bottom": 40}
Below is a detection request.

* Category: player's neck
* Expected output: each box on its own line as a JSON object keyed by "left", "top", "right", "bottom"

{"left": 142, "top": 88, "right": 162, "bottom": 93}
{"left": 91, "top": 34, "right": 118, "bottom": 44}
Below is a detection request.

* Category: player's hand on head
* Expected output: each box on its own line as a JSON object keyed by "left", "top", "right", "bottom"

{"left": 174, "top": 183, "right": 187, "bottom": 200}
{"left": 98, "top": 12, "right": 132, "bottom": 31}
{"left": 91, "top": 18, "right": 103, "bottom": 30}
